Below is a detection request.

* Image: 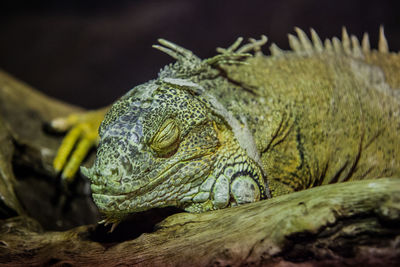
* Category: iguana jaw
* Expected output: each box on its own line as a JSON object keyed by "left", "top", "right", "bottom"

{"left": 83, "top": 119, "right": 221, "bottom": 216}
{"left": 84, "top": 148, "right": 218, "bottom": 216}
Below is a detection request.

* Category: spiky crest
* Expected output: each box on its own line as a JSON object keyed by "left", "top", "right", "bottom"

{"left": 270, "top": 26, "right": 393, "bottom": 59}
{"left": 153, "top": 28, "right": 393, "bottom": 68}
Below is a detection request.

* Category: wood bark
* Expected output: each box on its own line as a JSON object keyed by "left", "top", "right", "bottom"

{"left": 0, "top": 70, "right": 399, "bottom": 266}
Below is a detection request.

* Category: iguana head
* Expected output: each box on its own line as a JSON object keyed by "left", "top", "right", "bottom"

{"left": 81, "top": 39, "right": 269, "bottom": 222}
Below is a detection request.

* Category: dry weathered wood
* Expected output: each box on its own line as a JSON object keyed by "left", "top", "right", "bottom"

{"left": 0, "top": 70, "right": 399, "bottom": 266}
{"left": 0, "top": 70, "right": 82, "bottom": 176}
{"left": 0, "top": 70, "right": 98, "bottom": 230}
{"left": 0, "top": 178, "right": 399, "bottom": 266}
{"left": 0, "top": 115, "right": 23, "bottom": 216}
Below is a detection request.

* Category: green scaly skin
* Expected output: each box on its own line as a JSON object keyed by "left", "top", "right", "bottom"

{"left": 80, "top": 28, "right": 400, "bottom": 225}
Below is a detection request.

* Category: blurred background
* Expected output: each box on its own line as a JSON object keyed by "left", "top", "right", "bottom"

{"left": 1, "top": 0, "right": 399, "bottom": 109}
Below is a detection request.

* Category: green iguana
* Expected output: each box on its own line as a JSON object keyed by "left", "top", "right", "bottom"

{"left": 51, "top": 27, "right": 400, "bottom": 229}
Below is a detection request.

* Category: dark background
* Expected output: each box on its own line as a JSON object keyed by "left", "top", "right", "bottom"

{"left": 1, "top": 0, "right": 399, "bottom": 109}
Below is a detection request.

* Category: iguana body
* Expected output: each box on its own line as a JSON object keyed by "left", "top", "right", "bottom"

{"left": 54, "top": 27, "right": 400, "bottom": 225}
{"left": 221, "top": 31, "right": 400, "bottom": 196}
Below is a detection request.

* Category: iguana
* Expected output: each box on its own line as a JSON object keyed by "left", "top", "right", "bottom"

{"left": 51, "top": 27, "right": 400, "bottom": 229}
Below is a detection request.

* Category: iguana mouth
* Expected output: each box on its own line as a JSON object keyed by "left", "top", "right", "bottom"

{"left": 90, "top": 153, "right": 215, "bottom": 213}
{"left": 88, "top": 150, "right": 216, "bottom": 197}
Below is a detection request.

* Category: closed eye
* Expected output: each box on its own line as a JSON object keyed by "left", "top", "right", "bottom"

{"left": 150, "top": 118, "right": 180, "bottom": 157}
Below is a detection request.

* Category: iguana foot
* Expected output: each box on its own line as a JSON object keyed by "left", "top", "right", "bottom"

{"left": 206, "top": 35, "right": 268, "bottom": 66}
{"left": 51, "top": 108, "right": 108, "bottom": 181}
{"left": 98, "top": 218, "right": 121, "bottom": 233}
{"left": 153, "top": 36, "right": 267, "bottom": 79}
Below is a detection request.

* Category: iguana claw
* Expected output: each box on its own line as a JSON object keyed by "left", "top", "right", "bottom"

{"left": 99, "top": 217, "right": 121, "bottom": 233}
{"left": 52, "top": 108, "right": 108, "bottom": 181}
{"left": 206, "top": 35, "right": 268, "bottom": 66}
{"left": 153, "top": 37, "right": 267, "bottom": 78}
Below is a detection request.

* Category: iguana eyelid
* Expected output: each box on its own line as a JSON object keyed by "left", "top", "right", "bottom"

{"left": 150, "top": 118, "right": 180, "bottom": 154}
